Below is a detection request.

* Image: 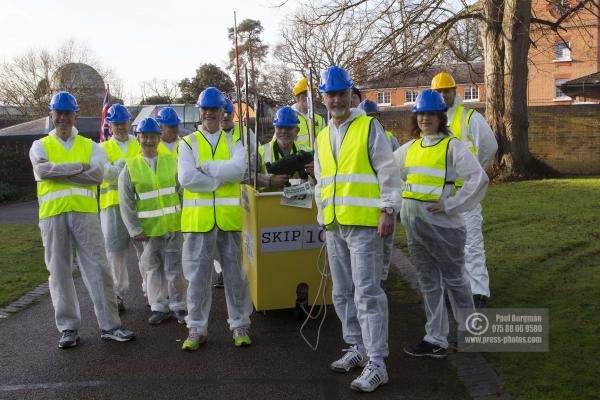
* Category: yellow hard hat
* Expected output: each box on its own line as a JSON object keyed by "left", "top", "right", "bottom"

{"left": 431, "top": 72, "right": 456, "bottom": 90}
{"left": 293, "top": 77, "right": 316, "bottom": 96}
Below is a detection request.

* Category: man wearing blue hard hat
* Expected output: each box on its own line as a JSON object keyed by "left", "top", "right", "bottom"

{"left": 99, "top": 104, "right": 143, "bottom": 313}
{"left": 178, "top": 87, "right": 253, "bottom": 350}
{"left": 393, "top": 89, "right": 485, "bottom": 358}
{"left": 257, "top": 106, "right": 313, "bottom": 189}
{"left": 313, "top": 67, "right": 402, "bottom": 392}
{"left": 29, "top": 91, "right": 136, "bottom": 348}
{"left": 118, "top": 117, "right": 188, "bottom": 325}
{"left": 357, "top": 99, "right": 401, "bottom": 289}
{"left": 156, "top": 107, "right": 182, "bottom": 157}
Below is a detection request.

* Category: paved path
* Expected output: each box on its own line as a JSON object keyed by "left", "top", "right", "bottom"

{"left": 0, "top": 201, "right": 38, "bottom": 224}
{"left": 0, "top": 247, "right": 470, "bottom": 399}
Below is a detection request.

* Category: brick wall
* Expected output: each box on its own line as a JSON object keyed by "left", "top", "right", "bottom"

{"left": 378, "top": 104, "right": 600, "bottom": 175}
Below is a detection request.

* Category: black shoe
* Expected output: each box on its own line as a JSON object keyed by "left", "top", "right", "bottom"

{"left": 148, "top": 311, "right": 170, "bottom": 325}
{"left": 117, "top": 296, "right": 125, "bottom": 314}
{"left": 404, "top": 341, "right": 447, "bottom": 358}
{"left": 58, "top": 330, "right": 79, "bottom": 349}
{"left": 213, "top": 272, "right": 224, "bottom": 288}
{"left": 473, "top": 294, "right": 488, "bottom": 309}
{"left": 173, "top": 309, "right": 187, "bottom": 325}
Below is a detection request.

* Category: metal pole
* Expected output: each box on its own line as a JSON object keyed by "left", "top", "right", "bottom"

{"left": 306, "top": 66, "right": 316, "bottom": 148}
{"left": 244, "top": 66, "right": 252, "bottom": 188}
{"left": 233, "top": 11, "right": 245, "bottom": 146}
{"left": 254, "top": 95, "right": 259, "bottom": 190}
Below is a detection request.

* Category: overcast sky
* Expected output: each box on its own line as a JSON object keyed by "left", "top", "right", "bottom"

{"left": 0, "top": 0, "right": 296, "bottom": 103}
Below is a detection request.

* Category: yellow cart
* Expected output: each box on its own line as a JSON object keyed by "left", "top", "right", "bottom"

{"left": 240, "top": 184, "right": 332, "bottom": 314}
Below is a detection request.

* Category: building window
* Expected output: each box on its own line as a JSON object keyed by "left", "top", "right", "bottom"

{"left": 554, "top": 41, "right": 571, "bottom": 61}
{"left": 405, "top": 90, "right": 418, "bottom": 103}
{"left": 376, "top": 91, "right": 391, "bottom": 106}
{"left": 555, "top": 79, "right": 571, "bottom": 100}
{"left": 464, "top": 86, "right": 480, "bottom": 101}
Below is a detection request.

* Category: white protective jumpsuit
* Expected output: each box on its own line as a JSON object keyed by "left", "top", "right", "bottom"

{"left": 447, "top": 96, "right": 498, "bottom": 298}
{"left": 382, "top": 131, "right": 401, "bottom": 282}
{"left": 394, "top": 132, "right": 489, "bottom": 348}
{"left": 30, "top": 128, "right": 122, "bottom": 332}
{"left": 101, "top": 135, "right": 144, "bottom": 297}
{"left": 178, "top": 128, "right": 253, "bottom": 336}
{"left": 118, "top": 157, "right": 187, "bottom": 314}
{"left": 314, "top": 109, "right": 402, "bottom": 359}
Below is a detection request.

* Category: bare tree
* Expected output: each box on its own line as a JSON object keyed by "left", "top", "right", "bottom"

{"left": 257, "top": 61, "right": 298, "bottom": 105}
{"left": 139, "top": 78, "right": 180, "bottom": 104}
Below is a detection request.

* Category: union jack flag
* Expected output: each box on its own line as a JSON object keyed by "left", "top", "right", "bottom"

{"left": 99, "top": 84, "right": 110, "bottom": 142}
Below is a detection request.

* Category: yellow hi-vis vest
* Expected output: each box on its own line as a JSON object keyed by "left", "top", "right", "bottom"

{"left": 100, "top": 138, "right": 140, "bottom": 209}
{"left": 317, "top": 115, "right": 381, "bottom": 227}
{"left": 449, "top": 105, "right": 476, "bottom": 188}
{"left": 158, "top": 138, "right": 181, "bottom": 158}
{"left": 402, "top": 135, "right": 454, "bottom": 202}
{"left": 258, "top": 139, "right": 310, "bottom": 174}
{"left": 126, "top": 154, "right": 181, "bottom": 236}
{"left": 297, "top": 113, "right": 325, "bottom": 147}
{"left": 37, "top": 135, "right": 98, "bottom": 220}
{"left": 181, "top": 131, "right": 242, "bottom": 232}
{"left": 449, "top": 105, "right": 476, "bottom": 155}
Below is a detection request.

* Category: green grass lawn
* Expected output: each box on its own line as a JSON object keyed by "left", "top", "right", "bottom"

{"left": 0, "top": 224, "right": 48, "bottom": 306}
{"left": 395, "top": 178, "right": 600, "bottom": 400}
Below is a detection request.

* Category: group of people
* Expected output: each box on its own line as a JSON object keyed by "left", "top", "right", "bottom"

{"left": 30, "top": 64, "right": 497, "bottom": 393}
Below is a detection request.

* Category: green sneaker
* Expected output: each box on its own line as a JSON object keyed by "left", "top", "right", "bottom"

{"left": 181, "top": 330, "right": 206, "bottom": 351}
{"left": 232, "top": 327, "right": 252, "bottom": 347}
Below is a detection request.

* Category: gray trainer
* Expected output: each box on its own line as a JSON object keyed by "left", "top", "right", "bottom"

{"left": 101, "top": 328, "right": 136, "bottom": 342}
{"left": 148, "top": 311, "right": 170, "bottom": 325}
{"left": 330, "top": 345, "right": 368, "bottom": 373}
{"left": 58, "top": 330, "right": 79, "bottom": 349}
{"left": 350, "top": 361, "right": 389, "bottom": 392}
{"left": 173, "top": 309, "right": 187, "bottom": 325}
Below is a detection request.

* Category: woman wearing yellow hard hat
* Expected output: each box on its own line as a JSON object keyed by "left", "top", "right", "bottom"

{"left": 291, "top": 77, "right": 326, "bottom": 146}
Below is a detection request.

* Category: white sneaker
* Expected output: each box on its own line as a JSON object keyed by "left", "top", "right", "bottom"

{"left": 330, "top": 345, "right": 367, "bottom": 373}
{"left": 350, "top": 361, "right": 389, "bottom": 393}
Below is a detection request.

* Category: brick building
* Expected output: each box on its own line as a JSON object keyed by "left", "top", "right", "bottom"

{"left": 359, "top": 0, "right": 600, "bottom": 108}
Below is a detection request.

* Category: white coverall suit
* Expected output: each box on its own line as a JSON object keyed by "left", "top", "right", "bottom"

{"left": 447, "top": 97, "right": 498, "bottom": 298}
{"left": 101, "top": 136, "right": 144, "bottom": 297}
{"left": 118, "top": 157, "right": 187, "bottom": 313}
{"left": 178, "top": 129, "right": 253, "bottom": 336}
{"left": 394, "top": 133, "right": 489, "bottom": 348}
{"left": 314, "top": 109, "right": 402, "bottom": 359}
{"left": 30, "top": 128, "right": 122, "bottom": 332}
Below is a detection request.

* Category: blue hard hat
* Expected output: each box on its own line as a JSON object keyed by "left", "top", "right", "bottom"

{"left": 196, "top": 87, "right": 226, "bottom": 108}
{"left": 48, "top": 91, "right": 79, "bottom": 112}
{"left": 412, "top": 89, "right": 448, "bottom": 112}
{"left": 318, "top": 66, "right": 353, "bottom": 93}
{"left": 135, "top": 117, "right": 161, "bottom": 134}
{"left": 156, "top": 107, "right": 181, "bottom": 126}
{"left": 272, "top": 106, "right": 300, "bottom": 127}
{"left": 224, "top": 99, "right": 235, "bottom": 114}
{"left": 357, "top": 99, "right": 379, "bottom": 114}
{"left": 105, "top": 104, "right": 131, "bottom": 124}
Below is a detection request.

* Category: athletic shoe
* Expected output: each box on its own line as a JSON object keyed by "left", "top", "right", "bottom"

{"left": 232, "top": 327, "right": 252, "bottom": 347}
{"left": 350, "top": 361, "right": 389, "bottom": 393}
{"left": 182, "top": 329, "right": 207, "bottom": 351}
{"left": 214, "top": 272, "right": 224, "bottom": 288}
{"left": 173, "top": 309, "right": 187, "bottom": 325}
{"left": 116, "top": 296, "right": 125, "bottom": 314}
{"left": 330, "top": 345, "right": 367, "bottom": 373}
{"left": 100, "top": 328, "right": 136, "bottom": 342}
{"left": 58, "top": 330, "right": 79, "bottom": 349}
{"left": 404, "top": 340, "right": 447, "bottom": 358}
{"left": 148, "top": 311, "right": 170, "bottom": 325}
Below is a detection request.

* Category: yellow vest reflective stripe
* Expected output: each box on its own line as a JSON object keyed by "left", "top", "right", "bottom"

{"left": 449, "top": 105, "right": 476, "bottom": 155}
{"left": 37, "top": 135, "right": 98, "bottom": 219}
{"left": 402, "top": 136, "right": 453, "bottom": 202}
{"left": 127, "top": 154, "right": 180, "bottom": 236}
{"left": 317, "top": 115, "right": 380, "bottom": 227}
{"left": 449, "top": 106, "right": 476, "bottom": 188}
{"left": 297, "top": 113, "right": 325, "bottom": 146}
{"left": 181, "top": 131, "right": 241, "bottom": 232}
{"left": 157, "top": 139, "right": 180, "bottom": 158}
{"left": 258, "top": 140, "right": 310, "bottom": 174}
{"left": 100, "top": 138, "right": 140, "bottom": 209}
